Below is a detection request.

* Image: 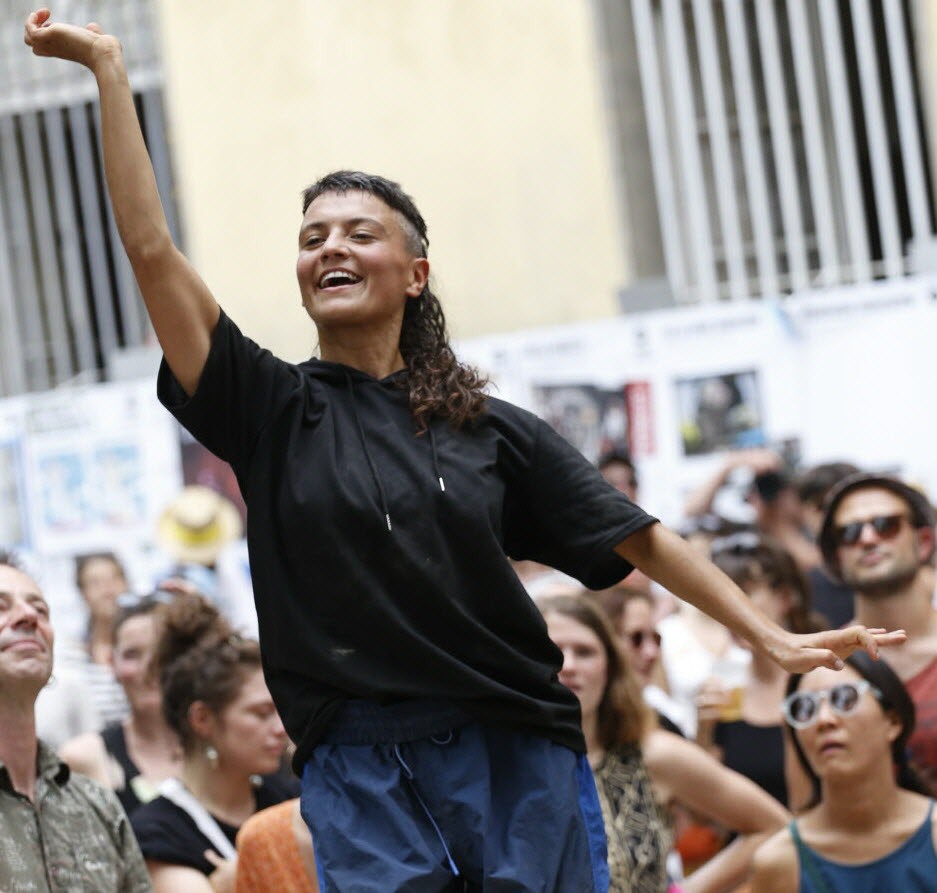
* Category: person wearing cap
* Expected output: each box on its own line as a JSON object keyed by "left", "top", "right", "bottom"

{"left": 818, "top": 472, "right": 937, "bottom": 793}
{"left": 683, "top": 447, "right": 822, "bottom": 577}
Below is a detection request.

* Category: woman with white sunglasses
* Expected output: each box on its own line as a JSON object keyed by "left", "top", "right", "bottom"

{"left": 751, "top": 652, "right": 937, "bottom": 892}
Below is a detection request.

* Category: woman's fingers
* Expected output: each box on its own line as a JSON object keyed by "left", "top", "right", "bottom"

{"left": 23, "top": 13, "right": 118, "bottom": 69}
{"left": 25, "top": 7, "right": 52, "bottom": 37}
{"left": 871, "top": 629, "right": 907, "bottom": 646}
{"left": 776, "top": 626, "right": 909, "bottom": 674}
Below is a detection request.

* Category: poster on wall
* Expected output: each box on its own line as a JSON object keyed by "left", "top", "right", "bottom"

{"left": 36, "top": 450, "right": 86, "bottom": 532}
{"left": 0, "top": 380, "right": 183, "bottom": 560}
{"left": 179, "top": 427, "right": 247, "bottom": 523}
{"left": 675, "top": 370, "right": 764, "bottom": 456}
{"left": 92, "top": 443, "right": 146, "bottom": 526}
{"left": 533, "top": 382, "right": 654, "bottom": 462}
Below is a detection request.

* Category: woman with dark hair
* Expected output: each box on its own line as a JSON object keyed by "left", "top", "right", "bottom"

{"left": 25, "top": 11, "right": 901, "bottom": 890}
{"left": 752, "top": 653, "right": 937, "bottom": 891}
{"left": 540, "top": 592, "right": 789, "bottom": 893}
{"left": 698, "top": 533, "right": 825, "bottom": 805}
{"left": 130, "top": 594, "right": 296, "bottom": 893}
{"left": 59, "top": 591, "right": 182, "bottom": 816}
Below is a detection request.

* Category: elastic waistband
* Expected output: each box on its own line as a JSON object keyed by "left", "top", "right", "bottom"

{"left": 320, "top": 698, "right": 472, "bottom": 745}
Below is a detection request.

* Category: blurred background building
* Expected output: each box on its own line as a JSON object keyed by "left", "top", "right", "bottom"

{"left": 3, "top": 0, "right": 937, "bottom": 381}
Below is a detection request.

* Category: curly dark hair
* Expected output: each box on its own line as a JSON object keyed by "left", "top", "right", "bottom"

{"left": 153, "top": 592, "right": 261, "bottom": 752}
{"left": 301, "top": 171, "right": 489, "bottom": 431}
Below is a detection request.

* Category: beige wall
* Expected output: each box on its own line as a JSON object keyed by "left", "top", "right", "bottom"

{"left": 154, "top": 0, "right": 628, "bottom": 361}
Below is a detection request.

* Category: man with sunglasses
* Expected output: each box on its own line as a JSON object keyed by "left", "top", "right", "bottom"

{"left": 818, "top": 472, "right": 937, "bottom": 792}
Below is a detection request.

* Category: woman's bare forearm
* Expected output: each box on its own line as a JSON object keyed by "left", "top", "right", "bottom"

{"left": 93, "top": 48, "right": 173, "bottom": 260}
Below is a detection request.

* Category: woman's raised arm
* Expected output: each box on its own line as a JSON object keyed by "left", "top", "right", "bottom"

{"left": 24, "top": 8, "right": 220, "bottom": 395}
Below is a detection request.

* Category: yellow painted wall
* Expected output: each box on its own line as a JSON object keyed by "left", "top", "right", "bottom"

{"left": 153, "top": 0, "right": 628, "bottom": 360}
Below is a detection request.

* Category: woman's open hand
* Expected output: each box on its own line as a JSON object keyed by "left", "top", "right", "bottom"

{"left": 24, "top": 8, "right": 120, "bottom": 70}
{"left": 764, "top": 625, "right": 906, "bottom": 674}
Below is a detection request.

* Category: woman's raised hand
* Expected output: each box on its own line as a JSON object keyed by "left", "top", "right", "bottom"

{"left": 24, "top": 8, "right": 119, "bottom": 70}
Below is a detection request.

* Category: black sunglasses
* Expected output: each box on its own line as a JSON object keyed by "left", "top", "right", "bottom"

{"left": 834, "top": 514, "right": 908, "bottom": 547}
{"left": 627, "top": 629, "right": 662, "bottom": 649}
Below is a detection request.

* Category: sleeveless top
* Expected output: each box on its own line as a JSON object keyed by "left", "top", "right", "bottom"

{"left": 792, "top": 801, "right": 937, "bottom": 892}
{"left": 100, "top": 723, "right": 159, "bottom": 816}
{"left": 593, "top": 743, "right": 673, "bottom": 893}
{"left": 713, "top": 718, "right": 787, "bottom": 805}
{"left": 906, "top": 658, "right": 937, "bottom": 794}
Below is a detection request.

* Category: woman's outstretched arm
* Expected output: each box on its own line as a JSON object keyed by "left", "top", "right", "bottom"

{"left": 615, "top": 523, "right": 905, "bottom": 673}
{"left": 24, "top": 8, "right": 220, "bottom": 395}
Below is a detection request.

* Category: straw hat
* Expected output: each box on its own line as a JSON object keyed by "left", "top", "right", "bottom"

{"left": 157, "top": 486, "right": 243, "bottom": 566}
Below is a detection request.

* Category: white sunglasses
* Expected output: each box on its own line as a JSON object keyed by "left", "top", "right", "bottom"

{"left": 782, "top": 680, "right": 882, "bottom": 729}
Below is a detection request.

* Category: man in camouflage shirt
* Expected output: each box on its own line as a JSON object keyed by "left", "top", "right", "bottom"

{"left": 0, "top": 554, "right": 151, "bottom": 892}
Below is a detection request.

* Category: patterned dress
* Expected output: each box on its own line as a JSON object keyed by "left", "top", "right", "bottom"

{"left": 593, "top": 743, "right": 673, "bottom": 893}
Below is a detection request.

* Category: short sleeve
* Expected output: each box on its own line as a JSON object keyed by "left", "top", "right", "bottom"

{"left": 131, "top": 798, "right": 214, "bottom": 874}
{"left": 502, "top": 416, "right": 657, "bottom": 588}
{"left": 157, "top": 310, "right": 301, "bottom": 470}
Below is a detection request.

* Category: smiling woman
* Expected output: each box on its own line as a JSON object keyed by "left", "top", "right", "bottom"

{"left": 23, "top": 8, "right": 908, "bottom": 892}
{"left": 58, "top": 594, "right": 183, "bottom": 818}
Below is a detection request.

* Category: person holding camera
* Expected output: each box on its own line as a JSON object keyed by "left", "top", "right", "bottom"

{"left": 683, "top": 448, "right": 822, "bottom": 576}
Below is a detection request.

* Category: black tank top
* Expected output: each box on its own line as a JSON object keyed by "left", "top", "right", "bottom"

{"left": 100, "top": 723, "right": 147, "bottom": 816}
{"left": 713, "top": 719, "right": 787, "bottom": 806}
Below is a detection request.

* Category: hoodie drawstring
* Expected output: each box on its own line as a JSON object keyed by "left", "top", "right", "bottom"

{"left": 345, "top": 371, "right": 393, "bottom": 531}
{"left": 427, "top": 427, "right": 446, "bottom": 492}
{"left": 343, "top": 371, "right": 446, "bottom": 532}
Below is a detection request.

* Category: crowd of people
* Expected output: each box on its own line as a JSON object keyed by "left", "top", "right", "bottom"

{"left": 7, "top": 448, "right": 937, "bottom": 891}
{"left": 7, "top": 7, "right": 936, "bottom": 893}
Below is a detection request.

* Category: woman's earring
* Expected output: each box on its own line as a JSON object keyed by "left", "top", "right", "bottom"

{"left": 206, "top": 745, "right": 219, "bottom": 769}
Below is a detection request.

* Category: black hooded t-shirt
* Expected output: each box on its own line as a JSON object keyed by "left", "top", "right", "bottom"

{"left": 157, "top": 312, "right": 657, "bottom": 768}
